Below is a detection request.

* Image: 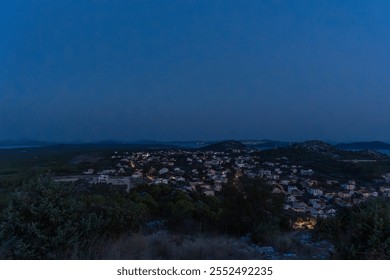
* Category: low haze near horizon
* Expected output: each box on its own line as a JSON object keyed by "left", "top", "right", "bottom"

{"left": 1, "top": 1, "right": 390, "bottom": 143}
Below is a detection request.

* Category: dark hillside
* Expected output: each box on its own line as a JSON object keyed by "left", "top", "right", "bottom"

{"left": 200, "top": 140, "right": 246, "bottom": 152}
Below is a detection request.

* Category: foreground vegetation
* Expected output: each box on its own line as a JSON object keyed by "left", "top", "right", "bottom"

{"left": 0, "top": 175, "right": 388, "bottom": 259}
{"left": 315, "top": 198, "right": 390, "bottom": 259}
{"left": 0, "top": 176, "right": 289, "bottom": 259}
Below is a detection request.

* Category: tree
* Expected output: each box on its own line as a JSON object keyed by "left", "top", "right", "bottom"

{"left": 218, "top": 177, "right": 288, "bottom": 241}
{"left": 0, "top": 177, "right": 149, "bottom": 259}
{"left": 316, "top": 198, "right": 390, "bottom": 259}
{"left": 0, "top": 177, "right": 102, "bottom": 259}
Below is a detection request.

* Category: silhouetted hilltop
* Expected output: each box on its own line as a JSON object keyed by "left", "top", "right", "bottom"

{"left": 201, "top": 140, "right": 246, "bottom": 151}
{"left": 243, "top": 140, "right": 292, "bottom": 149}
{"left": 294, "top": 140, "right": 337, "bottom": 156}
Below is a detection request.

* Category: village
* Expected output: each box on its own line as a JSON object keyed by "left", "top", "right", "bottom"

{"left": 54, "top": 147, "right": 390, "bottom": 223}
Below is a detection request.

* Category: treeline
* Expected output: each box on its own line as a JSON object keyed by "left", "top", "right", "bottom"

{"left": 0, "top": 176, "right": 288, "bottom": 259}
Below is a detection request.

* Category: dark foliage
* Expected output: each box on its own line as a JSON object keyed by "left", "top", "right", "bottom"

{"left": 218, "top": 178, "right": 288, "bottom": 241}
{"left": 0, "top": 177, "right": 148, "bottom": 259}
{"left": 0, "top": 176, "right": 289, "bottom": 259}
{"left": 315, "top": 198, "right": 390, "bottom": 259}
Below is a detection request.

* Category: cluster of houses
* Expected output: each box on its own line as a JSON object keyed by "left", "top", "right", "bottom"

{"left": 70, "top": 148, "right": 390, "bottom": 221}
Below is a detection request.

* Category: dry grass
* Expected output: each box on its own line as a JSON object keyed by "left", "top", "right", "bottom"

{"left": 262, "top": 232, "right": 300, "bottom": 253}
{"left": 261, "top": 231, "right": 333, "bottom": 259}
{"left": 95, "top": 232, "right": 267, "bottom": 260}
{"left": 0, "top": 230, "right": 332, "bottom": 260}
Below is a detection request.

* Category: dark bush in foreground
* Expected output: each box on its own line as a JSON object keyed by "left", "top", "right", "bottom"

{"left": 315, "top": 198, "right": 390, "bottom": 259}
{"left": 0, "top": 178, "right": 147, "bottom": 259}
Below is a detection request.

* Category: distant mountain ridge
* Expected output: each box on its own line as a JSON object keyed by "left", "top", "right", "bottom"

{"left": 335, "top": 141, "right": 390, "bottom": 150}
{"left": 2, "top": 139, "right": 390, "bottom": 151}
{"left": 0, "top": 140, "right": 54, "bottom": 146}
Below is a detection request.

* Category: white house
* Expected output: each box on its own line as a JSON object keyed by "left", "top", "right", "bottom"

{"left": 98, "top": 175, "right": 109, "bottom": 184}
{"left": 288, "top": 186, "right": 301, "bottom": 195}
{"left": 159, "top": 168, "right": 169, "bottom": 175}
{"left": 83, "top": 169, "right": 94, "bottom": 175}
{"left": 301, "top": 169, "right": 314, "bottom": 176}
{"left": 341, "top": 183, "right": 356, "bottom": 191}
{"left": 309, "top": 188, "right": 323, "bottom": 196}
{"left": 203, "top": 190, "right": 215, "bottom": 196}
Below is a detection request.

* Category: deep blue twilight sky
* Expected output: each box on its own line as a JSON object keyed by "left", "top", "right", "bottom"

{"left": 1, "top": 0, "right": 390, "bottom": 142}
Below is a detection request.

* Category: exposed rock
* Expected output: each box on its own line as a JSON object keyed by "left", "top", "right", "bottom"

{"left": 254, "top": 246, "right": 275, "bottom": 255}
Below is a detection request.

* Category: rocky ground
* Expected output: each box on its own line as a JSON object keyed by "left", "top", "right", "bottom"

{"left": 97, "top": 228, "right": 334, "bottom": 260}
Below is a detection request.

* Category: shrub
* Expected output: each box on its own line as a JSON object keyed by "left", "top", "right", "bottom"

{"left": 315, "top": 198, "right": 390, "bottom": 259}
{"left": 0, "top": 177, "right": 102, "bottom": 259}
{"left": 0, "top": 177, "right": 148, "bottom": 259}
